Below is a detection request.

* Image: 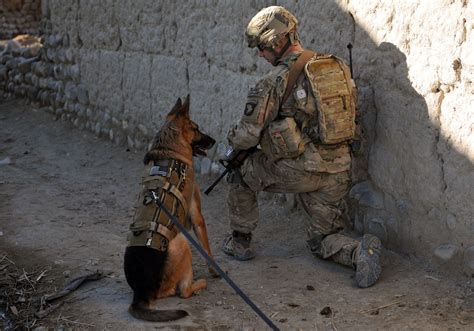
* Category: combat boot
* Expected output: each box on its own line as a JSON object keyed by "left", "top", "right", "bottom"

{"left": 353, "top": 234, "right": 382, "bottom": 288}
{"left": 222, "top": 231, "right": 255, "bottom": 261}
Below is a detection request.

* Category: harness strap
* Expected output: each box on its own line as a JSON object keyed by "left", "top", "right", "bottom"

{"left": 156, "top": 223, "right": 174, "bottom": 241}
{"left": 128, "top": 158, "right": 190, "bottom": 251}
{"left": 162, "top": 181, "right": 188, "bottom": 213}
{"left": 281, "top": 50, "right": 315, "bottom": 105}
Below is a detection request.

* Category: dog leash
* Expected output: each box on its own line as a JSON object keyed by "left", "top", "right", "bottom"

{"left": 150, "top": 191, "right": 280, "bottom": 331}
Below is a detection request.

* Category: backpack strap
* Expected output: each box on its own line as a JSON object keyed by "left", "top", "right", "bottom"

{"left": 281, "top": 50, "right": 315, "bottom": 105}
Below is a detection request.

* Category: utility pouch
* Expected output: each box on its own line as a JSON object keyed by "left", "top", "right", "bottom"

{"left": 266, "top": 117, "right": 307, "bottom": 160}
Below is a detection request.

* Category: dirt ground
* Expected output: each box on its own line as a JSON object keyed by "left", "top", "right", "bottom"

{"left": 0, "top": 99, "right": 473, "bottom": 330}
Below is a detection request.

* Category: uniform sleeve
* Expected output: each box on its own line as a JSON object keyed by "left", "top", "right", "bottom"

{"left": 228, "top": 73, "right": 286, "bottom": 150}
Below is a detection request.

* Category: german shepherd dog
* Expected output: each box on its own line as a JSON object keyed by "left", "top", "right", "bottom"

{"left": 124, "top": 95, "right": 217, "bottom": 322}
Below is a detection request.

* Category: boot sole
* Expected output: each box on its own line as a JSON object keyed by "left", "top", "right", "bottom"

{"left": 356, "top": 235, "right": 382, "bottom": 288}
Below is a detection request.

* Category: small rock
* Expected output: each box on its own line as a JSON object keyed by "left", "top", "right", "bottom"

{"left": 446, "top": 214, "right": 456, "bottom": 230}
{"left": 320, "top": 306, "right": 332, "bottom": 317}
{"left": 63, "top": 270, "right": 70, "bottom": 278}
{"left": 0, "top": 157, "right": 12, "bottom": 165}
{"left": 211, "top": 161, "right": 221, "bottom": 174}
{"left": 306, "top": 285, "right": 315, "bottom": 291}
{"left": 434, "top": 244, "right": 458, "bottom": 261}
{"left": 200, "top": 157, "right": 211, "bottom": 175}
{"left": 463, "top": 246, "right": 474, "bottom": 273}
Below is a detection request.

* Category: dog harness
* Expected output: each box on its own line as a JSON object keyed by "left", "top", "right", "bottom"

{"left": 127, "top": 159, "right": 191, "bottom": 252}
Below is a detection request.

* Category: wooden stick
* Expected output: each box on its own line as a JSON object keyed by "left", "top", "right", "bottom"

{"left": 359, "top": 301, "right": 403, "bottom": 314}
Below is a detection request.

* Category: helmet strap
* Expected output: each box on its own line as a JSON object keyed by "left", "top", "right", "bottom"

{"left": 273, "top": 35, "right": 292, "bottom": 62}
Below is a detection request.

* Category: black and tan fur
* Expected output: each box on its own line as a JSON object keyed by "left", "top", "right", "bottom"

{"left": 124, "top": 95, "right": 216, "bottom": 322}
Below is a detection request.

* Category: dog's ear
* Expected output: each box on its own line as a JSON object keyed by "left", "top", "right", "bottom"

{"left": 181, "top": 94, "right": 190, "bottom": 117}
{"left": 167, "top": 97, "right": 183, "bottom": 117}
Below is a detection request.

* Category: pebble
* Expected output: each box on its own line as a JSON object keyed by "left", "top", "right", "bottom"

{"left": 0, "top": 157, "right": 12, "bottom": 165}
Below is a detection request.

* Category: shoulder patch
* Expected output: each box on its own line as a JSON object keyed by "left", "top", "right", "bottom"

{"left": 244, "top": 101, "right": 257, "bottom": 116}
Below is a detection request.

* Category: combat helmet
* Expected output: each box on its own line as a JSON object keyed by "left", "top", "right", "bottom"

{"left": 245, "top": 6, "right": 299, "bottom": 49}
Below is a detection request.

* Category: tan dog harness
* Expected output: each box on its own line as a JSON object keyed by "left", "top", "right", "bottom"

{"left": 127, "top": 159, "right": 190, "bottom": 252}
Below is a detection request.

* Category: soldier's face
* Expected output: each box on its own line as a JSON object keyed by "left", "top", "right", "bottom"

{"left": 257, "top": 48, "right": 278, "bottom": 66}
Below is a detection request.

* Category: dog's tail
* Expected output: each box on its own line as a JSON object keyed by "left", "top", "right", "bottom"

{"left": 128, "top": 303, "right": 188, "bottom": 322}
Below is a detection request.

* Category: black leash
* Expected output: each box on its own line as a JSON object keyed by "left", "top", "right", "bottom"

{"left": 150, "top": 191, "right": 280, "bottom": 331}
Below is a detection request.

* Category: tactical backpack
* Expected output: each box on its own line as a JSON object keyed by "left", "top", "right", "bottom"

{"left": 303, "top": 52, "right": 357, "bottom": 145}
{"left": 262, "top": 50, "right": 358, "bottom": 162}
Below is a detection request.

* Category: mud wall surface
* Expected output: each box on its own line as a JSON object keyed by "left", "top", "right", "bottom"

{"left": 0, "top": 0, "right": 42, "bottom": 39}
{"left": 0, "top": 0, "right": 472, "bottom": 276}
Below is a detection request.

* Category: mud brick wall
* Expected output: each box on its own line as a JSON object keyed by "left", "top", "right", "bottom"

{"left": 0, "top": 0, "right": 473, "bottom": 276}
{"left": 0, "top": 0, "right": 42, "bottom": 39}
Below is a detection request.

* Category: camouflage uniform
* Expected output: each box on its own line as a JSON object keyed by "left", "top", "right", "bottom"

{"left": 227, "top": 52, "right": 360, "bottom": 268}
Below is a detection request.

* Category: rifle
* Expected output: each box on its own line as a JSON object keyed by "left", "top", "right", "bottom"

{"left": 204, "top": 147, "right": 254, "bottom": 195}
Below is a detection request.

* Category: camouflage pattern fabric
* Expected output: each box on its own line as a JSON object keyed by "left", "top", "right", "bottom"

{"left": 227, "top": 150, "right": 357, "bottom": 267}
{"left": 227, "top": 51, "right": 359, "bottom": 267}
{"left": 228, "top": 52, "right": 351, "bottom": 174}
{"left": 245, "top": 6, "right": 298, "bottom": 48}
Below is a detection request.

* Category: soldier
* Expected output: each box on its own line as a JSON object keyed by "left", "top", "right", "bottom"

{"left": 222, "top": 6, "right": 382, "bottom": 288}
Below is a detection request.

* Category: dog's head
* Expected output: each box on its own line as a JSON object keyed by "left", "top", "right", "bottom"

{"left": 166, "top": 95, "right": 216, "bottom": 157}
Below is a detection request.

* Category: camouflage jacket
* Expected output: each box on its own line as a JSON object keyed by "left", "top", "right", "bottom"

{"left": 228, "top": 51, "right": 351, "bottom": 174}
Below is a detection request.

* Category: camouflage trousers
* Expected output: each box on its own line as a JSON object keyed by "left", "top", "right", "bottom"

{"left": 228, "top": 151, "right": 360, "bottom": 268}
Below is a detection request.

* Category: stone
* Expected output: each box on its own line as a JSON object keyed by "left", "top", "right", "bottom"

{"left": 69, "top": 64, "right": 80, "bottom": 81}
{"left": 102, "top": 112, "right": 111, "bottom": 124}
{"left": 86, "top": 108, "right": 93, "bottom": 118}
{"left": 57, "top": 48, "right": 66, "bottom": 63}
{"left": 76, "top": 104, "right": 86, "bottom": 117}
{"left": 18, "top": 57, "right": 37, "bottom": 74}
{"left": 0, "top": 65, "right": 8, "bottom": 80}
{"left": 52, "top": 64, "right": 62, "bottom": 81}
{"left": 134, "top": 138, "right": 144, "bottom": 151}
{"left": 463, "top": 246, "right": 474, "bottom": 275}
{"left": 349, "top": 181, "right": 384, "bottom": 209}
{"left": 111, "top": 117, "right": 120, "bottom": 127}
{"left": 6, "top": 57, "right": 22, "bottom": 69}
{"left": 216, "top": 142, "right": 227, "bottom": 159}
{"left": 64, "top": 81, "right": 77, "bottom": 101}
{"left": 211, "top": 161, "right": 221, "bottom": 174}
{"left": 65, "top": 48, "right": 74, "bottom": 63}
{"left": 434, "top": 244, "right": 458, "bottom": 262}
{"left": 446, "top": 214, "right": 456, "bottom": 230}
{"left": 200, "top": 157, "right": 212, "bottom": 175}
{"left": 127, "top": 136, "right": 134, "bottom": 149}
{"left": 366, "top": 217, "right": 388, "bottom": 244}
{"left": 94, "top": 122, "right": 101, "bottom": 136}
{"left": 138, "top": 124, "right": 148, "bottom": 136}
{"left": 77, "top": 84, "right": 89, "bottom": 104}
{"left": 193, "top": 157, "right": 201, "bottom": 173}
{"left": 62, "top": 34, "right": 70, "bottom": 47}
{"left": 122, "top": 120, "right": 129, "bottom": 130}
